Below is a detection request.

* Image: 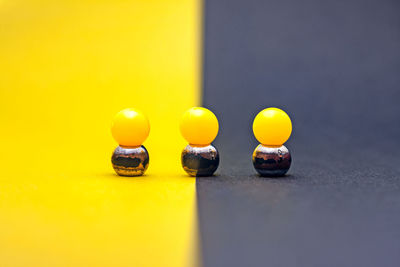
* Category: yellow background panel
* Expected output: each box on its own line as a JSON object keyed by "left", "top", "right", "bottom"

{"left": 0, "top": 0, "right": 201, "bottom": 266}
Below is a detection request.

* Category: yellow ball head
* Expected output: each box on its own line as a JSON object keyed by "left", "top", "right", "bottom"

{"left": 253, "top": 107, "right": 292, "bottom": 146}
{"left": 111, "top": 108, "right": 150, "bottom": 147}
{"left": 180, "top": 107, "right": 219, "bottom": 146}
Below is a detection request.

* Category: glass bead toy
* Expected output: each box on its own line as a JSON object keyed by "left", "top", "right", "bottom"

{"left": 111, "top": 108, "right": 150, "bottom": 176}
{"left": 180, "top": 107, "right": 220, "bottom": 177}
{"left": 252, "top": 107, "right": 292, "bottom": 177}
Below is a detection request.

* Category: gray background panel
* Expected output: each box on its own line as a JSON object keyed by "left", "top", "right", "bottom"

{"left": 199, "top": 0, "right": 400, "bottom": 266}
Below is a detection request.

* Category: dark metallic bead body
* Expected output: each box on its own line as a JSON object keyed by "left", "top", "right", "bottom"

{"left": 112, "top": 145, "right": 149, "bottom": 176}
{"left": 252, "top": 144, "right": 291, "bottom": 177}
{"left": 181, "top": 144, "right": 219, "bottom": 177}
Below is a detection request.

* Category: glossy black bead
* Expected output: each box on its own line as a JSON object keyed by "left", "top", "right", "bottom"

{"left": 252, "top": 145, "right": 291, "bottom": 177}
{"left": 111, "top": 145, "right": 149, "bottom": 176}
{"left": 181, "top": 144, "right": 219, "bottom": 177}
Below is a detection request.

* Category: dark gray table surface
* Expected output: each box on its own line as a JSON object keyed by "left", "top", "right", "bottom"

{"left": 198, "top": 0, "right": 400, "bottom": 266}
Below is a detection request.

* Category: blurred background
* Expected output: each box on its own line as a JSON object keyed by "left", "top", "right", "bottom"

{"left": 204, "top": 0, "right": 400, "bottom": 154}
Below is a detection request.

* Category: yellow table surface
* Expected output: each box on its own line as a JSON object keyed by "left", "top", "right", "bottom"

{"left": 0, "top": 0, "right": 201, "bottom": 266}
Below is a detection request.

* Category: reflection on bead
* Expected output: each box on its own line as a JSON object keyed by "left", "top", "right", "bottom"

{"left": 112, "top": 145, "right": 149, "bottom": 176}
{"left": 252, "top": 144, "right": 291, "bottom": 177}
{"left": 181, "top": 144, "right": 219, "bottom": 177}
